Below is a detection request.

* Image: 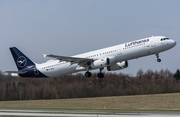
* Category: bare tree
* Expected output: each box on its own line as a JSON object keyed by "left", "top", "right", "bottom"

{"left": 136, "top": 69, "right": 144, "bottom": 81}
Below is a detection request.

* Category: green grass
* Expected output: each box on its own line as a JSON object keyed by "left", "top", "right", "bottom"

{"left": 1, "top": 93, "right": 180, "bottom": 113}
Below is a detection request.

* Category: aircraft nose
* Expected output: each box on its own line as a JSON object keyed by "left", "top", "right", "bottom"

{"left": 171, "top": 40, "right": 176, "bottom": 47}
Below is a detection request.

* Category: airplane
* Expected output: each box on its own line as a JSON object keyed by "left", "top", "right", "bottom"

{"left": 5, "top": 36, "right": 176, "bottom": 78}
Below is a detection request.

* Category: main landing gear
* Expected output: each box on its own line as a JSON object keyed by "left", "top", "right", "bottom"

{"left": 155, "top": 53, "right": 161, "bottom": 62}
{"left": 85, "top": 71, "right": 91, "bottom": 77}
{"left": 85, "top": 68, "right": 104, "bottom": 78}
{"left": 97, "top": 68, "right": 104, "bottom": 78}
{"left": 85, "top": 66, "right": 92, "bottom": 77}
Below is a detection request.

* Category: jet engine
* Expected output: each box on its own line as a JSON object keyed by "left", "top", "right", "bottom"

{"left": 107, "top": 61, "right": 128, "bottom": 71}
{"left": 91, "top": 58, "right": 108, "bottom": 69}
{"left": 90, "top": 56, "right": 117, "bottom": 69}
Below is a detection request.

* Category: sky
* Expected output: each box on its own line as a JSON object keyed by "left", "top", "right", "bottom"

{"left": 0, "top": 0, "right": 180, "bottom": 76}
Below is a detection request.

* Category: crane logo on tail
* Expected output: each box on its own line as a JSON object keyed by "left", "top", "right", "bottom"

{"left": 17, "top": 56, "right": 27, "bottom": 68}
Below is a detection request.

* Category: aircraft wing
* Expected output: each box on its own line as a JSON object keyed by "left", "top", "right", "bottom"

{"left": 44, "top": 54, "right": 93, "bottom": 66}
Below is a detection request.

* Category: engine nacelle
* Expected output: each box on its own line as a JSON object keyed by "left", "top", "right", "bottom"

{"left": 107, "top": 56, "right": 117, "bottom": 66}
{"left": 91, "top": 56, "right": 117, "bottom": 69}
{"left": 91, "top": 58, "right": 108, "bottom": 69}
{"left": 107, "top": 61, "right": 128, "bottom": 71}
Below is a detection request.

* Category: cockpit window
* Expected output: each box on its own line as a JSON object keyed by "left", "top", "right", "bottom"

{"left": 161, "top": 38, "right": 169, "bottom": 41}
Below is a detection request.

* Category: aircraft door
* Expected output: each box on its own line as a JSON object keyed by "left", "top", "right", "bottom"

{"left": 117, "top": 46, "right": 122, "bottom": 55}
{"left": 151, "top": 39, "right": 156, "bottom": 47}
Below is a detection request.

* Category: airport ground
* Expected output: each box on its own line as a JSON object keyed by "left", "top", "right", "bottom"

{"left": 0, "top": 93, "right": 180, "bottom": 113}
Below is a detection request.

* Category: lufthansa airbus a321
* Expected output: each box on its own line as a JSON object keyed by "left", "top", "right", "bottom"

{"left": 5, "top": 36, "right": 176, "bottom": 78}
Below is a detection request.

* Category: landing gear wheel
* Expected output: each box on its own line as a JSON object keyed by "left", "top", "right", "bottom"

{"left": 85, "top": 71, "right": 91, "bottom": 77}
{"left": 155, "top": 53, "right": 161, "bottom": 62}
{"left": 157, "top": 58, "right": 161, "bottom": 62}
{"left": 97, "top": 73, "right": 104, "bottom": 78}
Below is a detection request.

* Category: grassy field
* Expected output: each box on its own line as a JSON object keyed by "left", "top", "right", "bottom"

{"left": 0, "top": 93, "right": 180, "bottom": 112}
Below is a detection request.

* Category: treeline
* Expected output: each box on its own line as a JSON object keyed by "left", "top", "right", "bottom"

{"left": 0, "top": 69, "right": 179, "bottom": 101}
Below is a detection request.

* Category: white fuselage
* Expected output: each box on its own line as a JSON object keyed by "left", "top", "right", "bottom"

{"left": 36, "top": 36, "right": 176, "bottom": 77}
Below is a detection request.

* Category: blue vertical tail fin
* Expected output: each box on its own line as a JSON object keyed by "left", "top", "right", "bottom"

{"left": 10, "top": 47, "right": 35, "bottom": 71}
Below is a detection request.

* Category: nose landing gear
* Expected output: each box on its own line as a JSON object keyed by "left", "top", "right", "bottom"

{"left": 157, "top": 58, "right": 161, "bottom": 62}
{"left": 155, "top": 53, "right": 161, "bottom": 62}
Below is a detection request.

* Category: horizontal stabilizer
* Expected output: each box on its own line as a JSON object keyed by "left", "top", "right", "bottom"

{"left": 4, "top": 71, "right": 27, "bottom": 74}
{"left": 43, "top": 54, "right": 47, "bottom": 58}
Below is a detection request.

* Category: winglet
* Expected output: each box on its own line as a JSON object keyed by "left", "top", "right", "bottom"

{"left": 43, "top": 54, "right": 47, "bottom": 58}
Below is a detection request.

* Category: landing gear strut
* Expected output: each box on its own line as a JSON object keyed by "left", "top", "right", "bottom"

{"left": 155, "top": 53, "right": 161, "bottom": 62}
{"left": 97, "top": 68, "right": 104, "bottom": 78}
{"left": 85, "top": 66, "right": 91, "bottom": 77}
{"left": 84, "top": 66, "right": 105, "bottom": 78}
